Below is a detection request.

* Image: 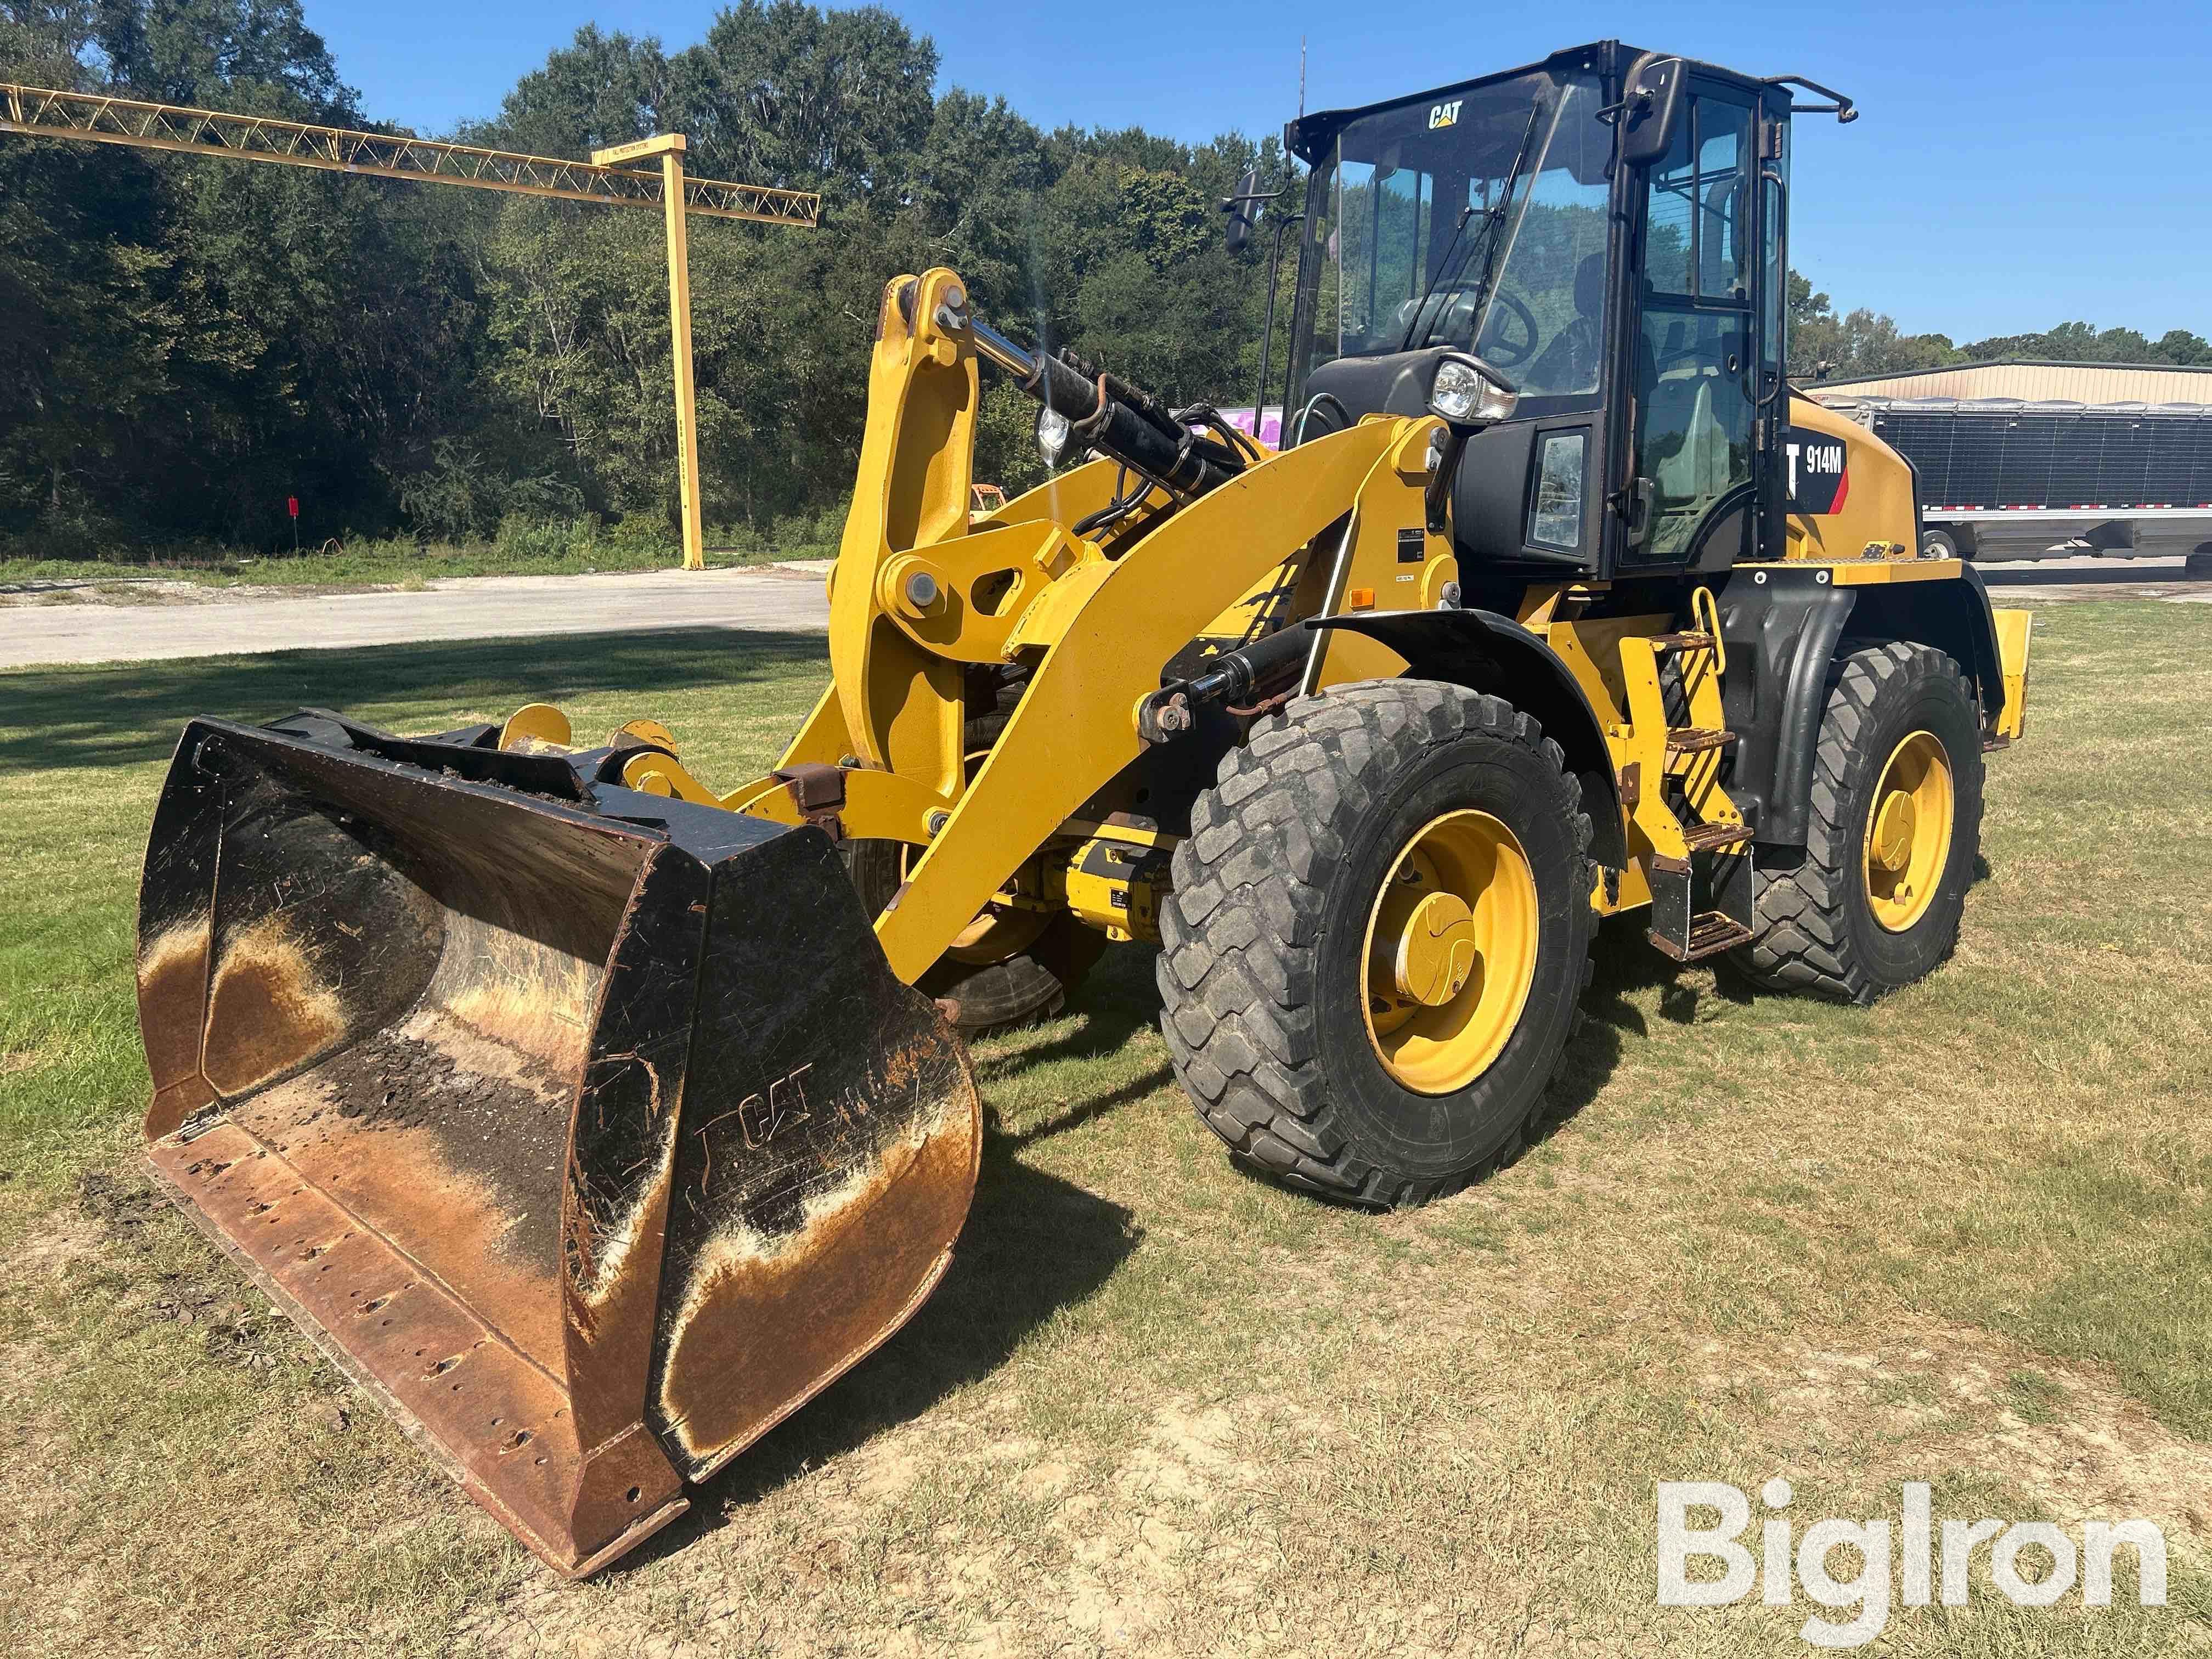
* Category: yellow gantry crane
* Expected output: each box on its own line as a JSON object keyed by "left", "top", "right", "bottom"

{"left": 0, "top": 82, "right": 822, "bottom": 569}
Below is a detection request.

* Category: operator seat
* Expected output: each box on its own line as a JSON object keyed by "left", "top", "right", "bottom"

{"left": 1523, "top": 252, "right": 1606, "bottom": 396}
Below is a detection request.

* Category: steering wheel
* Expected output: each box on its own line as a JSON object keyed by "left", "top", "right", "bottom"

{"left": 1390, "top": 283, "right": 1539, "bottom": 368}
{"left": 1477, "top": 292, "right": 1539, "bottom": 369}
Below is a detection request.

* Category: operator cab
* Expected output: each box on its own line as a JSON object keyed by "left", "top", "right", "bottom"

{"left": 1281, "top": 42, "right": 1837, "bottom": 604}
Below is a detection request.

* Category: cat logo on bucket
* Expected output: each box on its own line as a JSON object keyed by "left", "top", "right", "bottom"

{"left": 1429, "top": 99, "right": 1463, "bottom": 129}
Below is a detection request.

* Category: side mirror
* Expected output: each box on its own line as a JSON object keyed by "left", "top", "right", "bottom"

{"left": 1222, "top": 166, "right": 1263, "bottom": 253}
{"left": 1618, "top": 55, "right": 1687, "bottom": 167}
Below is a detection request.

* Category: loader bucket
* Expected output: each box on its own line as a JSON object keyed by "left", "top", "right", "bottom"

{"left": 134, "top": 713, "right": 979, "bottom": 1577}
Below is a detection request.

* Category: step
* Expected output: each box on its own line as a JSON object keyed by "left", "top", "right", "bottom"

{"left": 1680, "top": 820, "right": 1753, "bottom": 853}
{"left": 1665, "top": 727, "right": 1738, "bottom": 755}
{"left": 1647, "top": 911, "right": 1757, "bottom": 963}
{"left": 1646, "top": 630, "right": 1717, "bottom": 653}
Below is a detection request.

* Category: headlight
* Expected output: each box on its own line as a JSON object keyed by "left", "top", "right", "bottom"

{"left": 1429, "top": 356, "right": 1518, "bottom": 426}
{"left": 1035, "top": 404, "right": 1076, "bottom": 467}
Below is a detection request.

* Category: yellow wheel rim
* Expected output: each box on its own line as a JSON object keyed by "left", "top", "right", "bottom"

{"left": 1359, "top": 810, "right": 1541, "bottom": 1096}
{"left": 1862, "top": 729, "right": 1955, "bottom": 932}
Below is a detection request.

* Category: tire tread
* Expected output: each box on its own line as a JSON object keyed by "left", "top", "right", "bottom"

{"left": 1159, "top": 680, "right": 1594, "bottom": 1208}
{"left": 1734, "top": 642, "right": 1985, "bottom": 1005}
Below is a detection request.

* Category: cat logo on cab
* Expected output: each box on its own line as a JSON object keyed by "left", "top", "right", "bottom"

{"left": 1429, "top": 99, "right": 1463, "bottom": 129}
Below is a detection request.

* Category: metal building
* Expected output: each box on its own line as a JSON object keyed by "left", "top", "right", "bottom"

{"left": 1806, "top": 361, "right": 2212, "bottom": 566}
{"left": 1809, "top": 359, "right": 2212, "bottom": 404}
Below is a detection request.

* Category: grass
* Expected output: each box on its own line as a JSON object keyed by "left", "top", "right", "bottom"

{"left": 0, "top": 521, "right": 837, "bottom": 594}
{"left": 3, "top": 602, "right": 2210, "bottom": 1655}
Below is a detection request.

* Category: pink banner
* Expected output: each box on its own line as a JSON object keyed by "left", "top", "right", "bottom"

{"left": 1215, "top": 406, "right": 1284, "bottom": 447}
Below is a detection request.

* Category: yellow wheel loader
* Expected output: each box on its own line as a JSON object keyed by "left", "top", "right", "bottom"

{"left": 132, "top": 42, "right": 2034, "bottom": 1576}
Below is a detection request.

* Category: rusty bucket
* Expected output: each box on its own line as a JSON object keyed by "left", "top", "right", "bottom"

{"left": 136, "top": 712, "right": 979, "bottom": 1577}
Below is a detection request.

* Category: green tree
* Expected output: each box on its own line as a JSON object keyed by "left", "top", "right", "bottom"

{"left": 92, "top": 0, "right": 357, "bottom": 117}
{"left": 1786, "top": 272, "right": 1956, "bottom": 380}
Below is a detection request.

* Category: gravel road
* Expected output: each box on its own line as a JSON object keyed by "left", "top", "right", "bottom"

{"left": 2, "top": 553, "right": 2202, "bottom": 670}
{"left": 0, "top": 565, "right": 831, "bottom": 668}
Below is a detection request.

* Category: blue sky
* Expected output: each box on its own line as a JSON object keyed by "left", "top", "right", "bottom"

{"left": 304, "top": 0, "right": 2212, "bottom": 342}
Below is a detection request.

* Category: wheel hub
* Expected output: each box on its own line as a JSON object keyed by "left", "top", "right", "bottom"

{"left": 1862, "top": 729, "right": 1955, "bottom": 933}
{"left": 1870, "top": 789, "right": 1917, "bottom": 872}
{"left": 1392, "top": 891, "right": 1477, "bottom": 1006}
{"left": 1360, "top": 810, "right": 1540, "bottom": 1096}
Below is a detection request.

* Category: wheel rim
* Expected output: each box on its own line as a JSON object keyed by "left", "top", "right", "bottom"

{"left": 1862, "top": 729, "right": 1955, "bottom": 932}
{"left": 1359, "top": 810, "right": 1541, "bottom": 1096}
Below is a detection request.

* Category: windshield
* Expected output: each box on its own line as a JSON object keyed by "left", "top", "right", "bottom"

{"left": 1292, "top": 70, "right": 1613, "bottom": 410}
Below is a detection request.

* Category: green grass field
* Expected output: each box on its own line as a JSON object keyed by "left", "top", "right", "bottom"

{"left": 0, "top": 526, "right": 832, "bottom": 595}
{"left": 3, "top": 603, "right": 2209, "bottom": 1655}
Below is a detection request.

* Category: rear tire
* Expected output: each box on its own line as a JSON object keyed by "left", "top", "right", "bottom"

{"left": 2186, "top": 546, "right": 2212, "bottom": 577}
{"left": 1157, "top": 680, "right": 1595, "bottom": 1209}
{"left": 1731, "top": 642, "right": 1984, "bottom": 1004}
{"left": 1921, "top": 528, "right": 1960, "bottom": 558}
{"left": 842, "top": 839, "right": 1103, "bottom": 1035}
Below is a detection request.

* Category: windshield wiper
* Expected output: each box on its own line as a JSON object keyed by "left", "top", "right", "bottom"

{"left": 1398, "top": 99, "right": 1545, "bottom": 352}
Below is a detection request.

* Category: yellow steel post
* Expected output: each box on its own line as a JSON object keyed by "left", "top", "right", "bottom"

{"left": 594, "top": 133, "right": 706, "bottom": 570}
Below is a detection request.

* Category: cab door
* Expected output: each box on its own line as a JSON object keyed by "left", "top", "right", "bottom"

{"left": 1618, "top": 81, "right": 1762, "bottom": 573}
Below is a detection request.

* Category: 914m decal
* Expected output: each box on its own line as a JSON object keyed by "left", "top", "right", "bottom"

{"left": 1786, "top": 428, "right": 1850, "bottom": 515}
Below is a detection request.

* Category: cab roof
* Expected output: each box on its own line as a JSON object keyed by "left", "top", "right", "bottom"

{"left": 1284, "top": 40, "right": 1778, "bottom": 164}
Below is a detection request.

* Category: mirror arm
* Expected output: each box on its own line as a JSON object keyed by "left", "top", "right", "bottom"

{"left": 1760, "top": 74, "right": 1858, "bottom": 123}
{"left": 1252, "top": 212, "right": 1304, "bottom": 430}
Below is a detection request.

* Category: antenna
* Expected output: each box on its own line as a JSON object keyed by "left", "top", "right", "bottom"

{"left": 1298, "top": 36, "right": 1307, "bottom": 116}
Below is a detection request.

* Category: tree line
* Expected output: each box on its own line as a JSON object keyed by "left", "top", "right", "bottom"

{"left": 2, "top": 0, "right": 2206, "bottom": 558}
{"left": 0, "top": 0, "right": 1290, "bottom": 555}
{"left": 1790, "top": 274, "right": 2212, "bottom": 383}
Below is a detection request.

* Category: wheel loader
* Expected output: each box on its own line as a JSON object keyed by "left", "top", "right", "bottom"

{"left": 132, "top": 41, "right": 2034, "bottom": 1577}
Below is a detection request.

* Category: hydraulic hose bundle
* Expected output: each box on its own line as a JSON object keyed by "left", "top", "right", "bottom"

{"left": 920, "top": 282, "right": 1250, "bottom": 501}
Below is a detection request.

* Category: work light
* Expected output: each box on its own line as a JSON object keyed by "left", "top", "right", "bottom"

{"left": 1429, "top": 354, "right": 1518, "bottom": 426}
{"left": 1035, "top": 404, "right": 1077, "bottom": 466}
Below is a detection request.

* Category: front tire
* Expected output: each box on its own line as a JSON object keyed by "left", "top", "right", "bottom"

{"left": 1158, "top": 681, "right": 1596, "bottom": 1209}
{"left": 1732, "top": 642, "right": 1985, "bottom": 1003}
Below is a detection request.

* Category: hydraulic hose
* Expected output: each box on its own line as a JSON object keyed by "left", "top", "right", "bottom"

{"left": 963, "top": 311, "right": 1244, "bottom": 498}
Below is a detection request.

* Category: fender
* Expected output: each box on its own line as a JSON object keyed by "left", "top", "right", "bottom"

{"left": 1309, "top": 609, "right": 1628, "bottom": 873}
{"left": 1716, "top": 565, "right": 2006, "bottom": 850}
{"left": 1846, "top": 563, "right": 2010, "bottom": 727}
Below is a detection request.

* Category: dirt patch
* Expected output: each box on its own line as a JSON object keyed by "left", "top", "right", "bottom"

{"left": 1697, "top": 1322, "right": 2212, "bottom": 1547}
{"left": 72, "top": 1166, "right": 330, "bottom": 1383}
{"left": 0, "top": 577, "right": 362, "bottom": 608}
{"left": 301, "top": 1023, "right": 561, "bottom": 1139}
{"left": 243, "top": 1020, "right": 572, "bottom": 1279}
